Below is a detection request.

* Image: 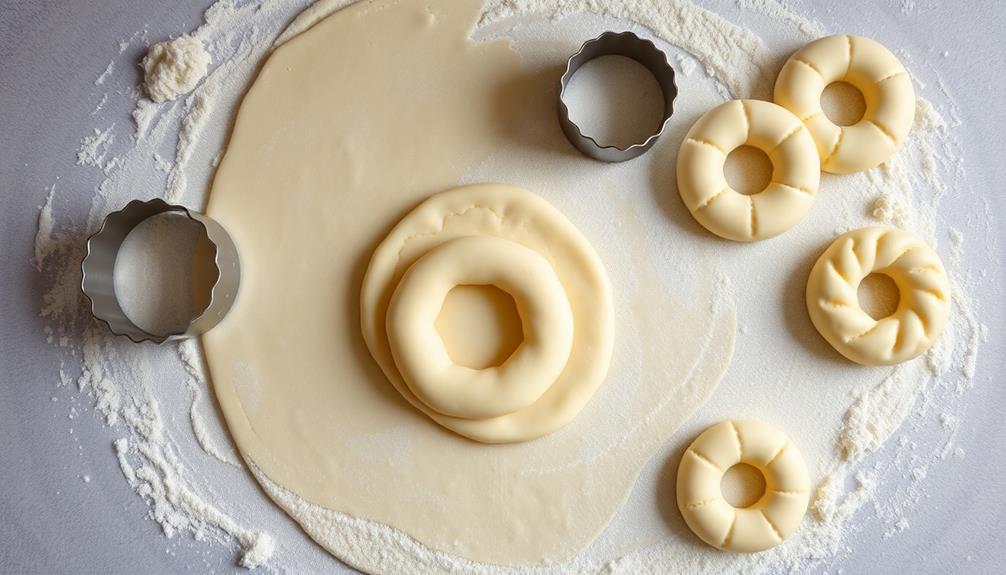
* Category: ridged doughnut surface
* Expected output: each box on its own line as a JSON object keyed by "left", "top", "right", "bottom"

{"left": 677, "top": 99, "right": 820, "bottom": 242}
{"left": 806, "top": 227, "right": 950, "bottom": 365}
{"left": 774, "top": 35, "right": 916, "bottom": 174}
{"left": 677, "top": 420, "right": 810, "bottom": 553}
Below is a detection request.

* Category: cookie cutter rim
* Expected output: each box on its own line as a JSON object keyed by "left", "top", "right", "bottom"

{"left": 558, "top": 30, "right": 679, "bottom": 162}
{"left": 80, "top": 198, "right": 241, "bottom": 344}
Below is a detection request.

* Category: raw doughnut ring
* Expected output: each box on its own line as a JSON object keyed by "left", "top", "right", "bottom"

{"left": 806, "top": 227, "right": 950, "bottom": 366}
{"left": 387, "top": 235, "right": 574, "bottom": 419}
{"left": 774, "top": 35, "right": 916, "bottom": 174}
{"left": 361, "top": 183, "right": 614, "bottom": 444}
{"left": 677, "top": 99, "right": 820, "bottom": 242}
{"left": 677, "top": 420, "right": 810, "bottom": 553}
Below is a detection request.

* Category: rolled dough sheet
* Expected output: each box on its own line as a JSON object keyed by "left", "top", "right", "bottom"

{"left": 362, "top": 184, "right": 614, "bottom": 442}
{"left": 203, "top": 0, "right": 735, "bottom": 565}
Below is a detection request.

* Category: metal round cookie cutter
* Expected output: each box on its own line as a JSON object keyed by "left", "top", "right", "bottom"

{"left": 80, "top": 198, "right": 240, "bottom": 344}
{"left": 558, "top": 30, "right": 679, "bottom": 162}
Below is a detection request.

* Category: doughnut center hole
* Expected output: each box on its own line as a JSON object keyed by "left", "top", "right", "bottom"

{"left": 858, "top": 272, "right": 901, "bottom": 319}
{"left": 563, "top": 54, "right": 665, "bottom": 150}
{"left": 724, "top": 146, "right": 773, "bottom": 195}
{"left": 721, "top": 463, "right": 767, "bottom": 508}
{"left": 113, "top": 212, "right": 219, "bottom": 336}
{"left": 435, "top": 285, "right": 524, "bottom": 370}
{"left": 821, "top": 81, "right": 866, "bottom": 127}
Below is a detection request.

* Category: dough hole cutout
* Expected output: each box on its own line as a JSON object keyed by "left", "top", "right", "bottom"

{"left": 721, "top": 463, "right": 767, "bottom": 508}
{"left": 821, "top": 81, "right": 866, "bottom": 127}
{"left": 564, "top": 55, "right": 666, "bottom": 149}
{"left": 806, "top": 227, "right": 950, "bottom": 365}
{"left": 435, "top": 285, "right": 524, "bottom": 370}
{"left": 724, "top": 146, "right": 773, "bottom": 196}
{"left": 857, "top": 272, "right": 901, "bottom": 320}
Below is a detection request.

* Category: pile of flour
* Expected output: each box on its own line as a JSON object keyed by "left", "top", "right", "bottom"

{"left": 141, "top": 36, "right": 211, "bottom": 103}
{"left": 33, "top": 0, "right": 988, "bottom": 572}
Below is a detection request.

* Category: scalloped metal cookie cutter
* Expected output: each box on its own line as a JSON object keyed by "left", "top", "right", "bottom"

{"left": 81, "top": 198, "right": 240, "bottom": 344}
{"left": 558, "top": 31, "right": 679, "bottom": 162}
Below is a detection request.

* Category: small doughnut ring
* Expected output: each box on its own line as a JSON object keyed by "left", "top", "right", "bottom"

{"left": 806, "top": 227, "right": 950, "bottom": 366}
{"left": 677, "top": 99, "right": 820, "bottom": 242}
{"left": 775, "top": 35, "right": 916, "bottom": 174}
{"left": 387, "top": 235, "right": 574, "bottom": 420}
{"left": 677, "top": 420, "right": 810, "bottom": 553}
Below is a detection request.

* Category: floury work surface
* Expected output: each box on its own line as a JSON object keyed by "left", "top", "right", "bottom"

{"left": 2, "top": 1, "right": 1005, "bottom": 573}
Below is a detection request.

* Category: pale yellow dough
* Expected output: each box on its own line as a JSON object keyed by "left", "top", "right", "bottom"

{"left": 364, "top": 184, "right": 614, "bottom": 443}
{"left": 200, "top": 0, "right": 736, "bottom": 565}
{"left": 774, "top": 35, "right": 916, "bottom": 174}
{"left": 677, "top": 99, "right": 820, "bottom": 242}
{"left": 806, "top": 227, "right": 950, "bottom": 366}
{"left": 677, "top": 420, "right": 810, "bottom": 553}
{"left": 386, "top": 234, "right": 575, "bottom": 420}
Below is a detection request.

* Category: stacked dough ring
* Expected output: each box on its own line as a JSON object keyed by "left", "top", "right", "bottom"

{"left": 361, "top": 183, "right": 614, "bottom": 443}
{"left": 677, "top": 99, "right": 820, "bottom": 242}
{"left": 806, "top": 227, "right": 950, "bottom": 365}
{"left": 677, "top": 420, "right": 810, "bottom": 553}
{"left": 775, "top": 35, "right": 916, "bottom": 174}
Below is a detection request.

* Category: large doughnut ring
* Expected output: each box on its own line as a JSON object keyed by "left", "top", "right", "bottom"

{"left": 775, "top": 35, "right": 916, "bottom": 174}
{"left": 806, "top": 227, "right": 950, "bottom": 366}
{"left": 387, "top": 236, "right": 574, "bottom": 419}
{"left": 361, "top": 183, "right": 614, "bottom": 444}
{"left": 677, "top": 99, "right": 820, "bottom": 242}
{"left": 677, "top": 420, "right": 810, "bottom": 553}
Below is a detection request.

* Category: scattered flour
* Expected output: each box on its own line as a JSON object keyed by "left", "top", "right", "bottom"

{"left": 734, "top": 0, "right": 825, "bottom": 38}
{"left": 178, "top": 339, "right": 241, "bottom": 467}
{"left": 76, "top": 126, "right": 116, "bottom": 172}
{"left": 868, "top": 195, "right": 905, "bottom": 224}
{"left": 131, "top": 99, "right": 159, "bottom": 139}
{"left": 82, "top": 325, "right": 274, "bottom": 568}
{"left": 479, "top": 0, "right": 775, "bottom": 98}
{"left": 35, "top": 2, "right": 297, "bottom": 569}
{"left": 33, "top": 0, "right": 991, "bottom": 572}
{"left": 95, "top": 59, "right": 116, "bottom": 86}
{"left": 883, "top": 517, "right": 910, "bottom": 539}
{"left": 938, "top": 412, "right": 958, "bottom": 429}
{"left": 33, "top": 185, "right": 58, "bottom": 272}
{"left": 674, "top": 52, "right": 696, "bottom": 76}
